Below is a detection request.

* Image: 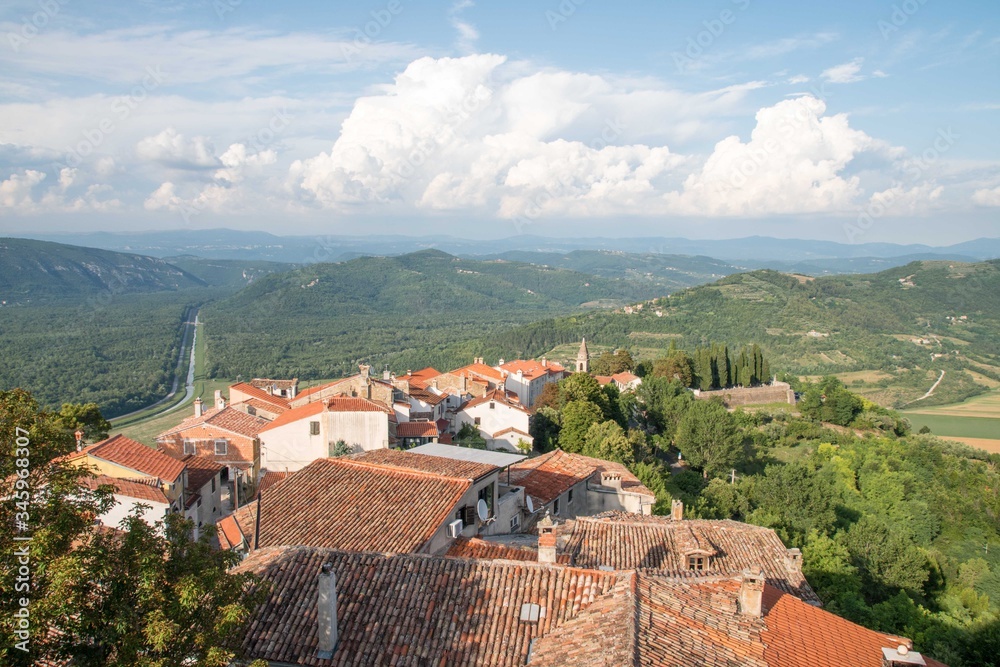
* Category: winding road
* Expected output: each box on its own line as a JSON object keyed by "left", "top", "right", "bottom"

{"left": 908, "top": 370, "right": 946, "bottom": 405}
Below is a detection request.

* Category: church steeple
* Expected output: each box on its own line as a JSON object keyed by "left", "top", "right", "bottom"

{"left": 576, "top": 337, "right": 590, "bottom": 373}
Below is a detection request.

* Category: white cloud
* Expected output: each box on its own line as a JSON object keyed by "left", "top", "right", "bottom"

{"left": 215, "top": 144, "right": 278, "bottom": 184}
{"left": 973, "top": 185, "right": 1000, "bottom": 206}
{"left": 0, "top": 169, "right": 45, "bottom": 209}
{"left": 449, "top": 0, "right": 479, "bottom": 54}
{"left": 144, "top": 181, "right": 183, "bottom": 211}
{"left": 136, "top": 128, "right": 217, "bottom": 169}
{"left": 788, "top": 74, "right": 810, "bottom": 84}
{"left": 665, "top": 96, "right": 880, "bottom": 216}
{"left": 822, "top": 58, "right": 866, "bottom": 84}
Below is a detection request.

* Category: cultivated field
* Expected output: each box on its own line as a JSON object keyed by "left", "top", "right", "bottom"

{"left": 906, "top": 390, "right": 1000, "bottom": 419}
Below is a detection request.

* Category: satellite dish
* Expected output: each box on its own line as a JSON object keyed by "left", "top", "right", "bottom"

{"left": 477, "top": 499, "right": 489, "bottom": 522}
{"left": 526, "top": 496, "right": 535, "bottom": 514}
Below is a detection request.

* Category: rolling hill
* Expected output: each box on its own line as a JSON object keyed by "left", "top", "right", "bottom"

{"left": 0, "top": 238, "right": 207, "bottom": 304}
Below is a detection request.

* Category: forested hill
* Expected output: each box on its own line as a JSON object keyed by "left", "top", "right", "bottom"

{"left": 212, "top": 248, "right": 661, "bottom": 315}
{"left": 487, "top": 260, "right": 1000, "bottom": 406}
{"left": 201, "top": 249, "right": 667, "bottom": 379}
{"left": 0, "top": 238, "right": 207, "bottom": 303}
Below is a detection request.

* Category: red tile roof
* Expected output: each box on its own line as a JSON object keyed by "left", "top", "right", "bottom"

{"left": 563, "top": 512, "right": 818, "bottom": 603}
{"left": 396, "top": 421, "right": 439, "bottom": 438}
{"left": 507, "top": 450, "right": 654, "bottom": 506}
{"left": 158, "top": 406, "right": 269, "bottom": 439}
{"left": 87, "top": 435, "right": 186, "bottom": 482}
{"left": 80, "top": 474, "right": 170, "bottom": 505}
{"left": 240, "top": 397, "right": 289, "bottom": 415}
{"left": 258, "top": 400, "right": 326, "bottom": 432}
{"left": 611, "top": 371, "right": 640, "bottom": 384}
{"left": 229, "top": 382, "right": 291, "bottom": 410}
{"left": 293, "top": 381, "right": 339, "bottom": 402}
{"left": 252, "top": 452, "right": 492, "bottom": 553}
{"left": 236, "top": 546, "right": 621, "bottom": 667}
{"left": 325, "top": 396, "right": 393, "bottom": 414}
{"left": 258, "top": 469, "right": 290, "bottom": 494}
{"left": 500, "top": 358, "right": 565, "bottom": 379}
{"left": 217, "top": 501, "right": 257, "bottom": 550}
{"left": 180, "top": 454, "right": 224, "bottom": 491}
{"left": 396, "top": 367, "right": 441, "bottom": 389}
{"left": 452, "top": 362, "right": 505, "bottom": 383}
{"left": 445, "top": 536, "right": 538, "bottom": 561}
{"left": 407, "top": 386, "right": 448, "bottom": 405}
{"left": 462, "top": 387, "right": 530, "bottom": 413}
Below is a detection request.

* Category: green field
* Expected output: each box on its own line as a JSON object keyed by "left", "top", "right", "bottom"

{"left": 903, "top": 413, "right": 1000, "bottom": 439}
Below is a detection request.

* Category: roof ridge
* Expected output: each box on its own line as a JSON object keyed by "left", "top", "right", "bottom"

{"left": 328, "top": 456, "right": 480, "bottom": 483}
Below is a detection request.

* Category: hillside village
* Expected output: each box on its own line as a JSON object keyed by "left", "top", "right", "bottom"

{"left": 62, "top": 340, "right": 948, "bottom": 666}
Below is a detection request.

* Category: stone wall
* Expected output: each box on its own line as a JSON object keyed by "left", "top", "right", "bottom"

{"left": 693, "top": 381, "right": 796, "bottom": 408}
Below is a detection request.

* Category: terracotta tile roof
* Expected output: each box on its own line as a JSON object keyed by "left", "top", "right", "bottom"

{"left": 258, "top": 469, "right": 290, "bottom": 494}
{"left": 252, "top": 453, "right": 488, "bottom": 552}
{"left": 325, "top": 396, "right": 394, "bottom": 414}
{"left": 249, "top": 377, "right": 298, "bottom": 391}
{"left": 293, "top": 381, "right": 339, "bottom": 402}
{"left": 611, "top": 371, "right": 640, "bottom": 384}
{"left": 236, "top": 545, "right": 621, "bottom": 667}
{"left": 408, "top": 386, "right": 448, "bottom": 405}
{"left": 240, "top": 397, "right": 289, "bottom": 415}
{"left": 217, "top": 501, "right": 258, "bottom": 550}
{"left": 445, "top": 536, "right": 538, "bottom": 562}
{"left": 396, "top": 367, "right": 441, "bottom": 389}
{"left": 158, "top": 406, "right": 269, "bottom": 439}
{"left": 452, "top": 362, "right": 505, "bottom": 383}
{"left": 180, "top": 453, "right": 224, "bottom": 491}
{"left": 595, "top": 375, "right": 615, "bottom": 385}
{"left": 80, "top": 474, "right": 169, "bottom": 505}
{"left": 396, "top": 421, "right": 439, "bottom": 438}
{"left": 563, "top": 512, "right": 819, "bottom": 603}
{"left": 349, "top": 448, "right": 498, "bottom": 480}
{"left": 229, "top": 382, "right": 291, "bottom": 410}
{"left": 258, "top": 400, "right": 326, "bottom": 432}
{"left": 500, "top": 358, "right": 565, "bottom": 379}
{"left": 507, "top": 450, "right": 654, "bottom": 506}
{"left": 87, "top": 435, "right": 186, "bottom": 482}
{"left": 462, "top": 387, "right": 530, "bottom": 413}
{"left": 491, "top": 426, "right": 532, "bottom": 438}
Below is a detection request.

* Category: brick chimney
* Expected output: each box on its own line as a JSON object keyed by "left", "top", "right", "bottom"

{"left": 537, "top": 515, "right": 557, "bottom": 564}
{"left": 359, "top": 364, "right": 371, "bottom": 381}
{"left": 601, "top": 471, "right": 622, "bottom": 490}
{"left": 739, "top": 567, "right": 765, "bottom": 618}
{"left": 316, "top": 562, "right": 339, "bottom": 659}
{"left": 193, "top": 397, "right": 204, "bottom": 418}
{"left": 214, "top": 389, "right": 225, "bottom": 411}
{"left": 785, "top": 548, "right": 802, "bottom": 573}
{"left": 671, "top": 499, "right": 684, "bottom": 521}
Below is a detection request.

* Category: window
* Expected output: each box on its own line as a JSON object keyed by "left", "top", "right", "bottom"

{"left": 510, "top": 514, "right": 520, "bottom": 532}
{"left": 478, "top": 483, "right": 494, "bottom": 516}
{"left": 214, "top": 439, "right": 227, "bottom": 455}
{"left": 309, "top": 421, "right": 320, "bottom": 435}
{"left": 554, "top": 498, "right": 560, "bottom": 516}
{"left": 211, "top": 478, "right": 215, "bottom": 493}
{"left": 183, "top": 439, "right": 195, "bottom": 455}
{"left": 474, "top": 417, "right": 481, "bottom": 425}
{"left": 687, "top": 555, "right": 708, "bottom": 572}
{"left": 568, "top": 488, "right": 574, "bottom": 503}
{"left": 489, "top": 402, "right": 495, "bottom": 409}
{"left": 247, "top": 405, "right": 256, "bottom": 416}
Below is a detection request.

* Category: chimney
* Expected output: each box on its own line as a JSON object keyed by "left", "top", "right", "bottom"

{"left": 881, "top": 642, "right": 926, "bottom": 666}
{"left": 739, "top": 567, "right": 765, "bottom": 618}
{"left": 316, "top": 562, "right": 338, "bottom": 659}
{"left": 541, "top": 356, "right": 547, "bottom": 367}
{"left": 193, "top": 397, "right": 204, "bottom": 418}
{"left": 601, "top": 471, "right": 622, "bottom": 490}
{"left": 214, "top": 389, "right": 225, "bottom": 411}
{"left": 383, "top": 366, "right": 391, "bottom": 381}
{"left": 537, "top": 514, "right": 557, "bottom": 564}
{"left": 785, "top": 548, "right": 802, "bottom": 573}
{"left": 498, "top": 358, "right": 505, "bottom": 366}
{"left": 359, "top": 364, "right": 371, "bottom": 381}
{"left": 671, "top": 499, "right": 684, "bottom": 521}
{"left": 74, "top": 430, "right": 84, "bottom": 452}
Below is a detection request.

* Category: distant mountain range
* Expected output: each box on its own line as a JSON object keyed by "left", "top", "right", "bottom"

{"left": 16, "top": 228, "right": 1000, "bottom": 265}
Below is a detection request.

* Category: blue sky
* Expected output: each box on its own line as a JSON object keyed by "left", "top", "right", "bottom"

{"left": 0, "top": 0, "right": 997, "bottom": 243}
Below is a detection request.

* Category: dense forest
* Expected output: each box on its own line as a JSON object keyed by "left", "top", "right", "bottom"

{"left": 529, "top": 365, "right": 1000, "bottom": 666}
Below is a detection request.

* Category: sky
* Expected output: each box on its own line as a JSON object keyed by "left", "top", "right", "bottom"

{"left": 0, "top": 0, "right": 997, "bottom": 244}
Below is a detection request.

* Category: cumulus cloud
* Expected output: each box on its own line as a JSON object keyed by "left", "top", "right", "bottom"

{"left": 0, "top": 170, "right": 45, "bottom": 209}
{"left": 136, "top": 128, "right": 217, "bottom": 169}
{"left": 665, "top": 96, "right": 880, "bottom": 215}
{"left": 973, "top": 185, "right": 1000, "bottom": 206}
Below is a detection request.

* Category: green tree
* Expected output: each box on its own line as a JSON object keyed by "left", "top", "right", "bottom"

{"left": 529, "top": 406, "right": 561, "bottom": 452}
{"left": 651, "top": 352, "right": 695, "bottom": 387}
{"left": 590, "top": 349, "right": 636, "bottom": 375}
{"left": 57, "top": 402, "right": 112, "bottom": 442}
{"left": 49, "top": 512, "right": 266, "bottom": 667}
{"left": 636, "top": 377, "right": 692, "bottom": 440}
{"left": 559, "top": 373, "right": 610, "bottom": 415}
{"left": 559, "top": 400, "right": 604, "bottom": 453}
{"left": 674, "top": 399, "right": 744, "bottom": 478}
{"left": 455, "top": 422, "right": 487, "bottom": 449}
{"left": 841, "top": 515, "right": 930, "bottom": 602}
